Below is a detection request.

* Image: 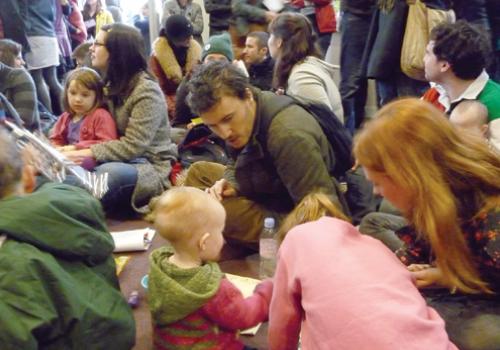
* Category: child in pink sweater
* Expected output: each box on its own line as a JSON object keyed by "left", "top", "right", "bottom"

{"left": 149, "top": 187, "right": 272, "bottom": 350}
{"left": 268, "top": 193, "right": 457, "bottom": 350}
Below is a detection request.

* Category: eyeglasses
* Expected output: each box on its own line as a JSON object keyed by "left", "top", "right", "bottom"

{"left": 92, "top": 41, "right": 106, "bottom": 47}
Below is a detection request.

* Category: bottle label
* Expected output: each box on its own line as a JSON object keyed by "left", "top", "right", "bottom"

{"left": 259, "top": 238, "right": 278, "bottom": 259}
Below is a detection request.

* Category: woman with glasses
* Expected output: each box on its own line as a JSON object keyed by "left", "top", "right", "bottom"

{"left": 64, "top": 23, "right": 178, "bottom": 218}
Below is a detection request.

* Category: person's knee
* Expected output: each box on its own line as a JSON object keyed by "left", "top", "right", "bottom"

{"left": 184, "top": 161, "right": 225, "bottom": 188}
{"left": 455, "top": 314, "right": 500, "bottom": 350}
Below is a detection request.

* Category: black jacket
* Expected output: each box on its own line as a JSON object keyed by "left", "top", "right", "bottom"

{"left": 248, "top": 56, "right": 275, "bottom": 91}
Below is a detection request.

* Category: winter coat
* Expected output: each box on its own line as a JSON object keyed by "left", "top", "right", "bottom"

{"left": 0, "top": 183, "right": 136, "bottom": 349}
{"left": 150, "top": 36, "right": 201, "bottom": 119}
{"left": 90, "top": 72, "right": 178, "bottom": 213}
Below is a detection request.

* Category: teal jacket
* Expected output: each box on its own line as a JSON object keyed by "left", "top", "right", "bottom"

{"left": 0, "top": 183, "right": 135, "bottom": 349}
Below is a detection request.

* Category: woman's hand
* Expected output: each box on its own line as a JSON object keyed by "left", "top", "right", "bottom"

{"left": 56, "top": 145, "right": 76, "bottom": 152}
{"left": 205, "top": 179, "right": 237, "bottom": 201}
{"left": 62, "top": 149, "right": 93, "bottom": 165}
{"left": 409, "top": 265, "right": 445, "bottom": 288}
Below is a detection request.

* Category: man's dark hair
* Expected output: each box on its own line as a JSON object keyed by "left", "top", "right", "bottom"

{"left": 187, "top": 61, "right": 251, "bottom": 115}
{"left": 430, "top": 20, "right": 491, "bottom": 80}
{"left": 247, "top": 31, "right": 270, "bottom": 49}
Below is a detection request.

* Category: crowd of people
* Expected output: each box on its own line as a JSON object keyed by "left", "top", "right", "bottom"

{"left": 0, "top": 0, "right": 499, "bottom": 349}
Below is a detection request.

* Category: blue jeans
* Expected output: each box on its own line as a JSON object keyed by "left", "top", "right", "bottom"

{"left": 376, "top": 72, "right": 429, "bottom": 106}
{"left": 94, "top": 162, "right": 138, "bottom": 218}
{"left": 339, "top": 11, "right": 373, "bottom": 133}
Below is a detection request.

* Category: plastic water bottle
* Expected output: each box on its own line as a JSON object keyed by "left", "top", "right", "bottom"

{"left": 259, "top": 217, "right": 278, "bottom": 279}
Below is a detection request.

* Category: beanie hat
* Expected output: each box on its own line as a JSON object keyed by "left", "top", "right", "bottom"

{"left": 164, "top": 15, "right": 193, "bottom": 42}
{"left": 201, "top": 33, "right": 234, "bottom": 62}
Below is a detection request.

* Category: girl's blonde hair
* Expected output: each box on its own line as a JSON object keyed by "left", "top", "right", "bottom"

{"left": 62, "top": 67, "right": 104, "bottom": 116}
{"left": 278, "top": 192, "right": 350, "bottom": 242}
{"left": 354, "top": 98, "right": 500, "bottom": 294}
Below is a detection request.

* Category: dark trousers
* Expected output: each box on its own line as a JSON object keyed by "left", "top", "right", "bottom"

{"left": 339, "top": 11, "right": 372, "bottom": 133}
{"left": 376, "top": 72, "right": 429, "bottom": 107}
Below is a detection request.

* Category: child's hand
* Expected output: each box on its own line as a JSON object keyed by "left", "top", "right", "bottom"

{"left": 57, "top": 145, "right": 77, "bottom": 152}
{"left": 410, "top": 266, "right": 445, "bottom": 288}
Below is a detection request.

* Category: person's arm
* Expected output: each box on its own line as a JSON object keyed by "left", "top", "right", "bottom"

{"left": 268, "top": 248, "right": 301, "bottom": 350}
{"left": 7, "top": 69, "right": 39, "bottom": 129}
{"left": 394, "top": 225, "right": 432, "bottom": 266}
{"left": 191, "top": 4, "right": 204, "bottom": 36}
{"left": 204, "top": 0, "right": 232, "bottom": 13}
{"left": 90, "top": 79, "right": 169, "bottom": 162}
{"left": 232, "top": 0, "right": 269, "bottom": 23}
{"left": 74, "top": 109, "right": 118, "bottom": 149}
{"left": 201, "top": 278, "right": 273, "bottom": 330}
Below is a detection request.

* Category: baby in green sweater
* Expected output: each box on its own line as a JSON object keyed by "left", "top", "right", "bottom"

{"left": 148, "top": 187, "right": 273, "bottom": 349}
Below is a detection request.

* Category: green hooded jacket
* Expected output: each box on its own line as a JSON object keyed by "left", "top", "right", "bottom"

{"left": 0, "top": 183, "right": 135, "bottom": 349}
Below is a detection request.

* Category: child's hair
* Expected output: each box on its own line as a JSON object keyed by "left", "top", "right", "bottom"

{"left": 450, "top": 100, "right": 489, "bottom": 139}
{"left": 72, "top": 41, "right": 93, "bottom": 67}
{"left": 277, "top": 192, "right": 350, "bottom": 242}
{"left": 62, "top": 68, "right": 104, "bottom": 115}
{"left": 153, "top": 187, "right": 225, "bottom": 245}
{"left": 0, "top": 39, "right": 22, "bottom": 67}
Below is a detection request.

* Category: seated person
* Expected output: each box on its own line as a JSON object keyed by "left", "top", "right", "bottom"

{"left": 51, "top": 67, "right": 117, "bottom": 151}
{"left": 0, "top": 55, "right": 39, "bottom": 130}
{"left": 149, "top": 186, "right": 272, "bottom": 349}
{"left": 355, "top": 98, "right": 500, "bottom": 350}
{"left": 422, "top": 20, "right": 500, "bottom": 150}
{"left": 242, "top": 31, "right": 274, "bottom": 91}
{"left": 185, "top": 61, "right": 350, "bottom": 247}
{"left": 150, "top": 14, "right": 201, "bottom": 120}
{"left": 161, "top": 0, "right": 204, "bottom": 45}
{"left": 0, "top": 129, "right": 135, "bottom": 348}
{"left": 269, "top": 192, "right": 456, "bottom": 350}
{"left": 72, "top": 41, "right": 93, "bottom": 68}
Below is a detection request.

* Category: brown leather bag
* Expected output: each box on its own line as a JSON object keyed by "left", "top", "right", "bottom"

{"left": 400, "top": 0, "right": 455, "bottom": 81}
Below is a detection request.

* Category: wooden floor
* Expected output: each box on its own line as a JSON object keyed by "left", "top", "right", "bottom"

{"left": 109, "top": 218, "right": 269, "bottom": 350}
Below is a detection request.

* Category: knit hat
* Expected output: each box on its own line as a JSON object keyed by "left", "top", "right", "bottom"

{"left": 164, "top": 15, "right": 193, "bottom": 43}
{"left": 201, "top": 33, "right": 234, "bottom": 62}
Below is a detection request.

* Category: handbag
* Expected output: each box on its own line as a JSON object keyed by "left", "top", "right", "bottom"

{"left": 400, "top": 0, "right": 455, "bottom": 81}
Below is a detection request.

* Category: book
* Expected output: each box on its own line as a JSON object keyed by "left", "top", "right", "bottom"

{"left": 225, "top": 273, "right": 263, "bottom": 335}
{"left": 110, "top": 228, "right": 156, "bottom": 252}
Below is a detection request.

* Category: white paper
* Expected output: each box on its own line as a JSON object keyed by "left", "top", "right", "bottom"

{"left": 225, "top": 273, "right": 262, "bottom": 335}
{"left": 111, "top": 228, "right": 156, "bottom": 252}
{"left": 263, "top": 0, "right": 285, "bottom": 12}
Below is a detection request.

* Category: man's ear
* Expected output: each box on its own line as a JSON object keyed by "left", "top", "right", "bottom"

{"left": 21, "top": 164, "right": 36, "bottom": 194}
{"left": 260, "top": 46, "right": 269, "bottom": 57}
{"left": 440, "top": 60, "right": 451, "bottom": 73}
{"left": 244, "top": 87, "right": 254, "bottom": 101}
{"left": 481, "top": 124, "right": 490, "bottom": 139}
{"left": 198, "top": 232, "right": 211, "bottom": 251}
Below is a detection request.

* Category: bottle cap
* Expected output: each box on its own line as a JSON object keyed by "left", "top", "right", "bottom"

{"left": 264, "top": 217, "right": 275, "bottom": 229}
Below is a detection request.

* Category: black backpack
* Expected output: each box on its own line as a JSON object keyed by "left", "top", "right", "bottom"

{"left": 259, "top": 94, "right": 354, "bottom": 179}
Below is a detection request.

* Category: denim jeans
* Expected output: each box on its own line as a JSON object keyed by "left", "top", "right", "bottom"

{"left": 339, "top": 11, "right": 372, "bottom": 133}
{"left": 94, "top": 162, "right": 138, "bottom": 218}
{"left": 376, "top": 72, "right": 429, "bottom": 106}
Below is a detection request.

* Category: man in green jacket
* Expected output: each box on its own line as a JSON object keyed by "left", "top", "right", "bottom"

{"left": 185, "top": 61, "right": 348, "bottom": 247}
{"left": 0, "top": 129, "right": 135, "bottom": 349}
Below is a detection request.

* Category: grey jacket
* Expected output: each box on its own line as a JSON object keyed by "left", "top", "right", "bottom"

{"left": 91, "top": 73, "right": 178, "bottom": 213}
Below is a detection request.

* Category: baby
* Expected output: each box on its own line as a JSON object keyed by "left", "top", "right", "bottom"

{"left": 148, "top": 186, "right": 273, "bottom": 350}
{"left": 450, "top": 100, "right": 489, "bottom": 140}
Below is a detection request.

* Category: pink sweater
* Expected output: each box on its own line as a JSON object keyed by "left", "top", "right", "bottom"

{"left": 268, "top": 217, "right": 458, "bottom": 350}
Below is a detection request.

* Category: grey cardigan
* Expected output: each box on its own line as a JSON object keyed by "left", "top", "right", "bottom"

{"left": 91, "top": 72, "right": 178, "bottom": 213}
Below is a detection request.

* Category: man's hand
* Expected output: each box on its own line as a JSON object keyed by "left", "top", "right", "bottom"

{"left": 409, "top": 265, "right": 445, "bottom": 288}
{"left": 205, "top": 179, "right": 237, "bottom": 201}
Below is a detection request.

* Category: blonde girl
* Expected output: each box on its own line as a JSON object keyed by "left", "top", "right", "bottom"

{"left": 269, "top": 192, "right": 455, "bottom": 350}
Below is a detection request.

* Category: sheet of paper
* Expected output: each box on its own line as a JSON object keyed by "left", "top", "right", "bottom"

{"left": 225, "top": 273, "right": 263, "bottom": 335}
{"left": 263, "top": 0, "right": 285, "bottom": 12}
{"left": 110, "top": 228, "right": 156, "bottom": 252}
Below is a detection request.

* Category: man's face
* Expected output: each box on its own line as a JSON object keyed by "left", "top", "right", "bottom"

{"left": 203, "top": 53, "right": 228, "bottom": 64}
{"left": 200, "top": 91, "right": 256, "bottom": 150}
{"left": 242, "top": 37, "right": 267, "bottom": 67}
{"left": 424, "top": 41, "right": 448, "bottom": 83}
